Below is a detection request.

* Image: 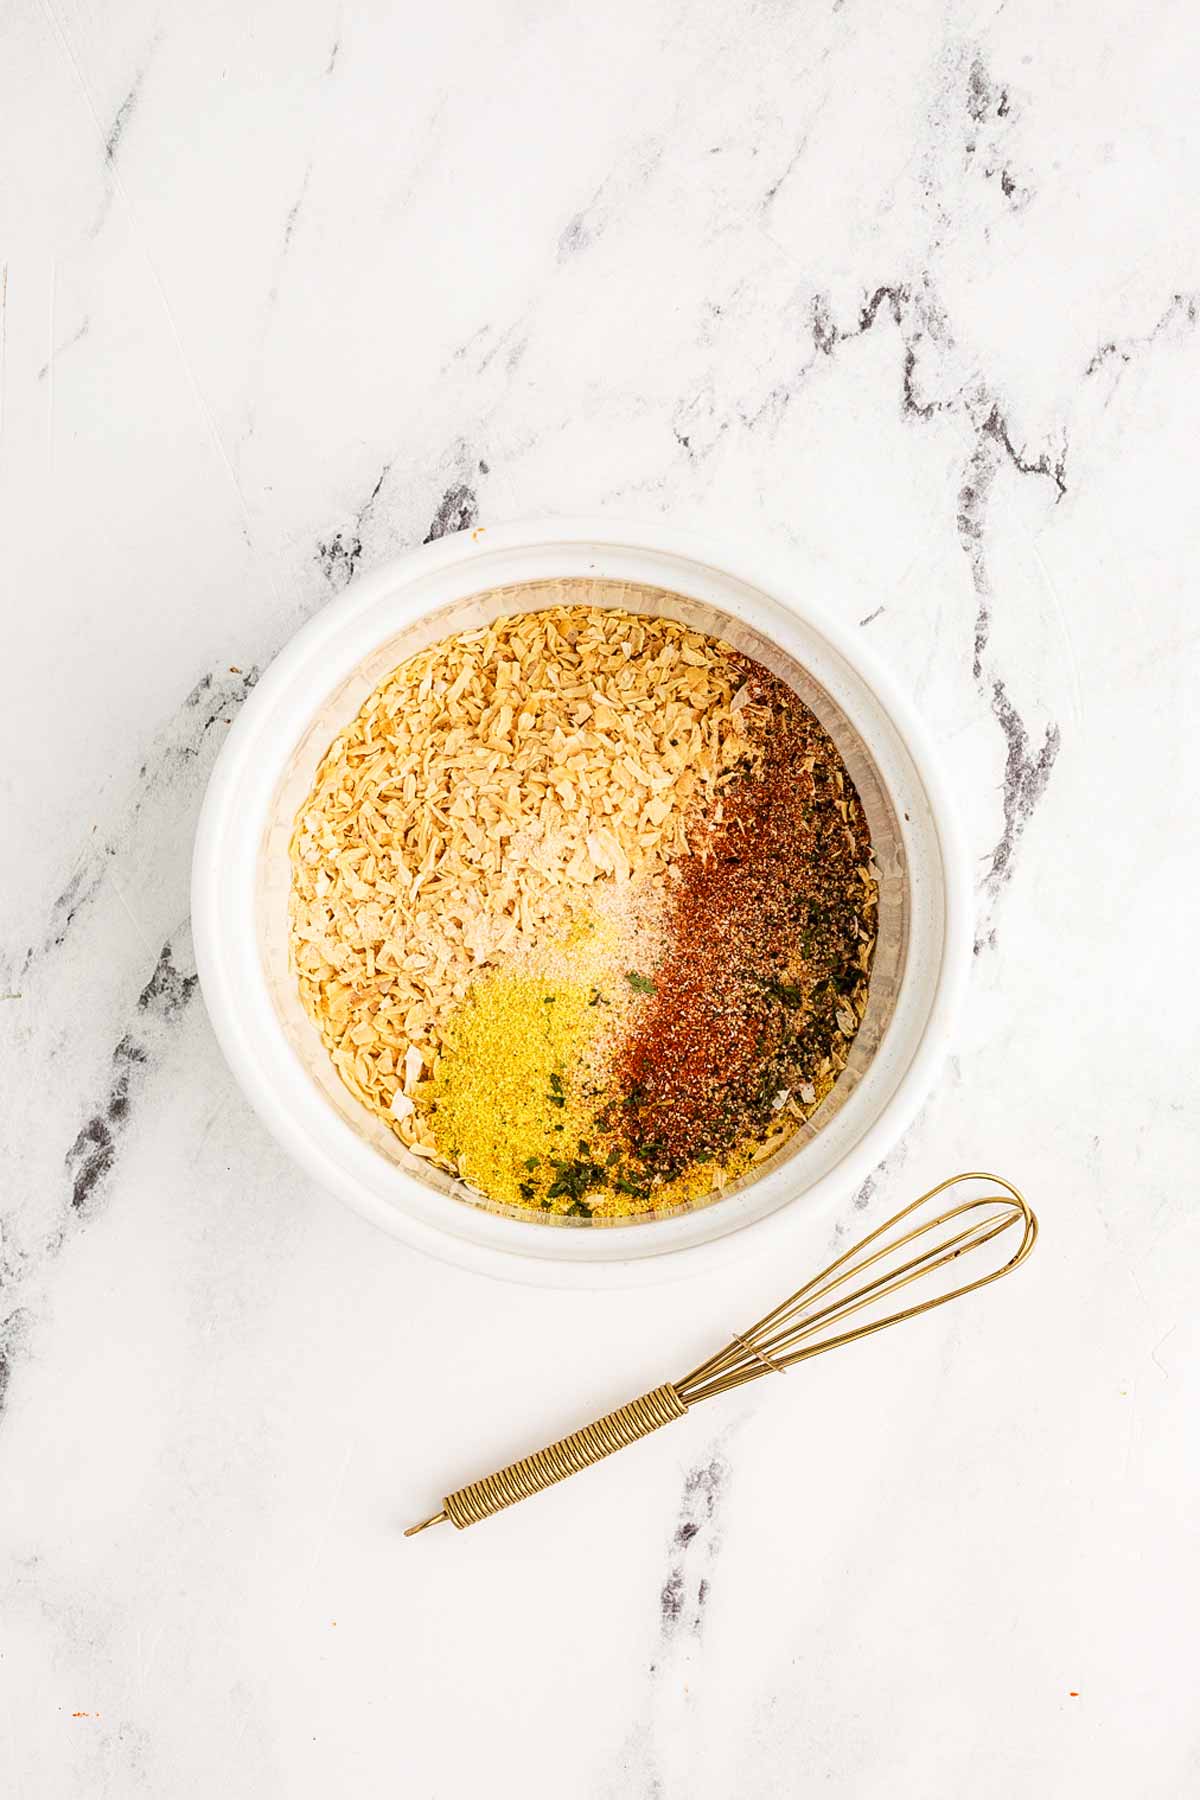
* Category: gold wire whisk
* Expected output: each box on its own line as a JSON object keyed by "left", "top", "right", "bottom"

{"left": 405, "top": 1171, "right": 1037, "bottom": 1537}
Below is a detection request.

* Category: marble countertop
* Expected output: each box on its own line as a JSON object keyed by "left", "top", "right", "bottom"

{"left": 3, "top": 1, "right": 1198, "bottom": 1794}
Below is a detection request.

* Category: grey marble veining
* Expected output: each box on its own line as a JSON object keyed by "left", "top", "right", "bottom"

{"left": 2, "top": 0, "right": 1199, "bottom": 1794}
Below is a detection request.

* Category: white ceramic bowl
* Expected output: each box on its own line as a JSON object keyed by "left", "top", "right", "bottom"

{"left": 192, "top": 519, "right": 969, "bottom": 1286}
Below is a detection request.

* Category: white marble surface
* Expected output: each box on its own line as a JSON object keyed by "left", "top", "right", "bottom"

{"left": 2, "top": 1, "right": 1198, "bottom": 1793}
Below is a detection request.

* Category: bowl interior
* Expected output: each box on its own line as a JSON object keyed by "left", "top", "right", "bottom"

{"left": 256, "top": 575, "right": 909, "bottom": 1230}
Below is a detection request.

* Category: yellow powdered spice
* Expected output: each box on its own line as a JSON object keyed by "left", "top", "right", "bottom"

{"left": 429, "top": 957, "right": 771, "bottom": 1220}
{"left": 429, "top": 969, "right": 605, "bottom": 1209}
{"left": 426, "top": 899, "right": 789, "bottom": 1222}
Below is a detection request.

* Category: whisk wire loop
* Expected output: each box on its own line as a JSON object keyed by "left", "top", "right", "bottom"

{"left": 751, "top": 1203, "right": 1018, "bottom": 1357}
{"left": 677, "top": 1172, "right": 1036, "bottom": 1405}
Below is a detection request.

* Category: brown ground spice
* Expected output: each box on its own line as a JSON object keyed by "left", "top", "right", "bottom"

{"left": 607, "top": 656, "right": 875, "bottom": 1181}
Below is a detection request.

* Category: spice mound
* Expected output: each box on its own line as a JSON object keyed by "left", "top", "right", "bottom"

{"left": 289, "top": 605, "right": 876, "bottom": 1221}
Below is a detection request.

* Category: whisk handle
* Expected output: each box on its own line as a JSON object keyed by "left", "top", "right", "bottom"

{"left": 406, "top": 1383, "right": 687, "bottom": 1534}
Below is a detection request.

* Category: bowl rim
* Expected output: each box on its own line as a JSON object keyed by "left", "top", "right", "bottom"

{"left": 192, "top": 516, "right": 971, "bottom": 1287}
